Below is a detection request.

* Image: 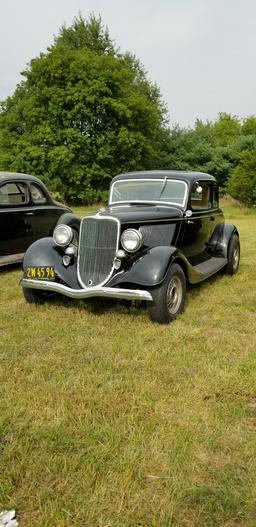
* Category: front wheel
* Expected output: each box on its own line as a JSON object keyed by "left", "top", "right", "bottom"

{"left": 147, "top": 263, "right": 186, "bottom": 324}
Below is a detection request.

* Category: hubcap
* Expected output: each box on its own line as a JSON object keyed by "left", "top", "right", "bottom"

{"left": 233, "top": 245, "right": 239, "bottom": 269}
{"left": 167, "top": 276, "right": 183, "bottom": 315}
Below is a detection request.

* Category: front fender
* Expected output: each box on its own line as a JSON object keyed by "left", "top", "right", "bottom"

{"left": 108, "top": 246, "right": 180, "bottom": 287}
{"left": 23, "top": 238, "right": 81, "bottom": 289}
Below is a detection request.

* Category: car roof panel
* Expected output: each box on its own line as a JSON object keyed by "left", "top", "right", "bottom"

{"left": 112, "top": 170, "right": 216, "bottom": 184}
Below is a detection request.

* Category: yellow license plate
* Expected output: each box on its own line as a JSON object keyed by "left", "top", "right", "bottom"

{"left": 25, "top": 266, "right": 55, "bottom": 280}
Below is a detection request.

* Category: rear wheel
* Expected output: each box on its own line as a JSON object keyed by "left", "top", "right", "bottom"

{"left": 147, "top": 263, "right": 186, "bottom": 324}
{"left": 23, "top": 287, "right": 48, "bottom": 304}
{"left": 225, "top": 234, "right": 240, "bottom": 275}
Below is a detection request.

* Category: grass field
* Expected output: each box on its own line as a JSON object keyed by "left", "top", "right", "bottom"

{"left": 0, "top": 199, "right": 256, "bottom": 526}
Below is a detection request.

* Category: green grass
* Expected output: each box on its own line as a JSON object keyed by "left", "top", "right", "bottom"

{"left": 0, "top": 199, "right": 256, "bottom": 526}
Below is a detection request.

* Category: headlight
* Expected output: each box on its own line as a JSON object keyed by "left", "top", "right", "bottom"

{"left": 121, "top": 229, "right": 143, "bottom": 253}
{"left": 53, "top": 224, "right": 73, "bottom": 246}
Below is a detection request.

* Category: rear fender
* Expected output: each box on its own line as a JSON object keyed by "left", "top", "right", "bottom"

{"left": 217, "top": 224, "right": 239, "bottom": 258}
{"left": 23, "top": 238, "right": 81, "bottom": 289}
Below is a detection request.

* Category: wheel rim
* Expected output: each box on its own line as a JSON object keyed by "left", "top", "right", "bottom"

{"left": 167, "top": 276, "right": 183, "bottom": 315}
{"left": 233, "top": 245, "right": 240, "bottom": 270}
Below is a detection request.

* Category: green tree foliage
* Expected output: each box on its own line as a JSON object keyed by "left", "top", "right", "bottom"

{"left": 0, "top": 15, "right": 167, "bottom": 203}
{"left": 227, "top": 150, "right": 256, "bottom": 207}
{"left": 161, "top": 113, "right": 256, "bottom": 201}
{"left": 212, "top": 112, "right": 241, "bottom": 146}
{"left": 54, "top": 13, "right": 115, "bottom": 54}
{"left": 160, "top": 118, "right": 235, "bottom": 188}
{"left": 241, "top": 116, "right": 256, "bottom": 136}
{"left": 1, "top": 15, "right": 255, "bottom": 206}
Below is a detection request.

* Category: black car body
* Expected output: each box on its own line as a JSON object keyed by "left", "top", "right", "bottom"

{"left": 21, "top": 171, "right": 240, "bottom": 323}
{"left": 0, "top": 172, "right": 77, "bottom": 266}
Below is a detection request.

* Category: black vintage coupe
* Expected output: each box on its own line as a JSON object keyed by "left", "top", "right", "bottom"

{"left": 0, "top": 172, "right": 75, "bottom": 266}
{"left": 21, "top": 171, "right": 240, "bottom": 324}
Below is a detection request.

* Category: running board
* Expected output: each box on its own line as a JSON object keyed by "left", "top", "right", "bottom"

{"left": 0, "top": 253, "right": 24, "bottom": 267}
{"left": 192, "top": 257, "right": 227, "bottom": 281}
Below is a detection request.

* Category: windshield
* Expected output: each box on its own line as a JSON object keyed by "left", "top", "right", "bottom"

{"left": 109, "top": 179, "right": 188, "bottom": 208}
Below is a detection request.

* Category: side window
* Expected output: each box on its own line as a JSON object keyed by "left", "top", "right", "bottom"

{"left": 0, "top": 182, "right": 28, "bottom": 205}
{"left": 30, "top": 183, "right": 47, "bottom": 204}
{"left": 190, "top": 182, "right": 212, "bottom": 211}
{"left": 212, "top": 185, "right": 219, "bottom": 208}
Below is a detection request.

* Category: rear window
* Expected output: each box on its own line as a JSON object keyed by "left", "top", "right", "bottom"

{"left": 30, "top": 183, "right": 47, "bottom": 204}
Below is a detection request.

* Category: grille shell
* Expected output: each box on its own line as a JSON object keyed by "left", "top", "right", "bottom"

{"left": 78, "top": 216, "right": 119, "bottom": 288}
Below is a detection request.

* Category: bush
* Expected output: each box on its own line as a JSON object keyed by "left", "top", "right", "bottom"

{"left": 227, "top": 150, "right": 256, "bottom": 207}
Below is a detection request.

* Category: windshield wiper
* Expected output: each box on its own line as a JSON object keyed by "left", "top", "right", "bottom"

{"left": 158, "top": 176, "right": 167, "bottom": 200}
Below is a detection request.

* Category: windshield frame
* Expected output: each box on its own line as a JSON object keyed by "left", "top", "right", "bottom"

{"left": 109, "top": 178, "right": 188, "bottom": 209}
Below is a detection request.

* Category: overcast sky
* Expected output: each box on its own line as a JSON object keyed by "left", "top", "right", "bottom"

{"left": 0, "top": 0, "right": 255, "bottom": 127}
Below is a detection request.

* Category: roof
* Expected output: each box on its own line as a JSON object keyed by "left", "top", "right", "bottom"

{"left": 112, "top": 170, "right": 216, "bottom": 184}
{"left": 0, "top": 171, "right": 42, "bottom": 182}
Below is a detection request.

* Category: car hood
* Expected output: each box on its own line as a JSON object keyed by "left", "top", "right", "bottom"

{"left": 97, "top": 204, "right": 183, "bottom": 223}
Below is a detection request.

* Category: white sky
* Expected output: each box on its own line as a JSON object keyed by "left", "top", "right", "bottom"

{"left": 0, "top": 0, "right": 255, "bottom": 127}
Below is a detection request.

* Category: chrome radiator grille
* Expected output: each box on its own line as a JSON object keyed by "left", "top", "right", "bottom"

{"left": 78, "top": 217, "right": 118, "bottom": 287}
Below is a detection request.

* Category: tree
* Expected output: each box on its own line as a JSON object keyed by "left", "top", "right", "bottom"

{"left": 227, "top": 150, "right": 256, "bottom": 207}
{"left": 241, "top": 116, "right": 256, "bottom": 136}
{"left": 212, "top": 113, "right": 241, "bottom": 146}
{"left": 0, "top": 15, "right": 167, "bottom": 203}
{"left": 160, "top": 114, "right": 256, "bottom": 193}
{"left": 53, "top": 13, "right": 115, "bottom": 54}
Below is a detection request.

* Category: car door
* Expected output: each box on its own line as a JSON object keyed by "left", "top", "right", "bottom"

{"left": 206, "top": 182, "right": 224, "bottom": 244}
{"left": 0, "top": 180, "right": 34, "bottom": 257}
{"left": 180, "top": 181, "right": 214, "bottom": 265}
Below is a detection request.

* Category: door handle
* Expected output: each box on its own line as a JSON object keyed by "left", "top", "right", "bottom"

{"left": 25, "top": 212, "right": 34, "bottom": 215}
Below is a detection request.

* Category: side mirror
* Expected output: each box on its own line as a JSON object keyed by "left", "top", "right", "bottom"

{"left": 194, "top": 181, "right": 203, "bottom": 194}
{"left": 185, "top": 210, "right": 193, "bottom": 218}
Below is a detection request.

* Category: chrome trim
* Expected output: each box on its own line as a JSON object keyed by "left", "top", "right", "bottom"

{"left": 116, "top": 249, "right": 126, "bottom": 258}
{"left": 53, "top": 224, "right": 73, "bottom": 247}
{"left": 65, "top": 245, "right": 77, "bottom": 256}
{"left": 21, "top": 278, "right": 153, "bottom": 302}
{"left": 0, "top": 252, "right": 24, "bottom": 266}
{"left": 109, "top": 178, "right": 188, "bottom": 208}
{"left": 77, "top": 215, "right": 120, "bottom": 289}
{"left": 96, "top": 213, "right": 223, "bottom": 226}
{"left": 121, "top": 228, "right": 143, "bottom": 253}
{"left": 110, "top": 204, "right": 181, "bottom": 209}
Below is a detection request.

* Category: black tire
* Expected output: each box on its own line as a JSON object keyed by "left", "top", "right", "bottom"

{"left": 23, "top": 287, "right": 47, "bottom": 304}
{"left": 225, "top": 234, "right": 240, "bottom": 275}
{"left": 147, "top": 263, "right": 186, "bottom": 324}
